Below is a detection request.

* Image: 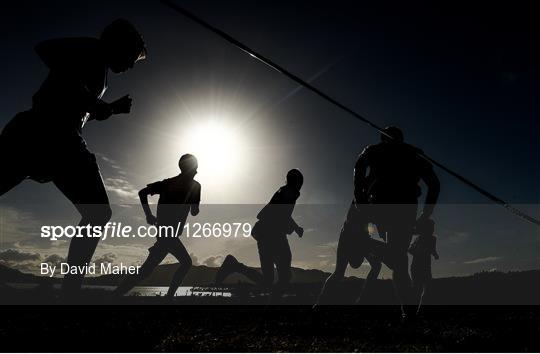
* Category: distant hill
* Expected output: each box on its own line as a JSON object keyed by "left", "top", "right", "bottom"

{"left": 85, "top": 263, "right": 332, "bottom": 287}
{"left": 2, "top": 263, "right": 539, "bottom": 305}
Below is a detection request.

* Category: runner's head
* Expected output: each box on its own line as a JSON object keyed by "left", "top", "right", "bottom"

{"left": 286, "top": 169, "right": 304, "bottom": 190}
{"left": 179, "top": 154, "right": 198, "bottom": 175}
{"left": 380, "top": 125, "right": 404, "bottom": 143}
{"left": 101, "top": 19, "right": 146, "bottom": 73}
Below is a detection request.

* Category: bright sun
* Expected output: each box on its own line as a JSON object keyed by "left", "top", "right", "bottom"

{"left": 180, "top": 120, "right": 244, "bottom": 180}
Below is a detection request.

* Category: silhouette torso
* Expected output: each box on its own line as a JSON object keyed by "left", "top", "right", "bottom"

{"left": 358, "top": 142, "right": 432, "bottom": 204}
{"left": 32, "top": 37, "right": 108, "bottom": 135}
{"left": 257, "top": 185, "right": 300, "bottom": 237}
{"left": 147, "top": 175, "right": 201, "bottom": 227}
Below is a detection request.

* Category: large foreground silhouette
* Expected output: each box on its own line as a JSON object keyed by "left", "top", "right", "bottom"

{"left": 0, "top": 19, "right": 146, "bottom": 296}
{"left": 356, "top": 126, "right": 440, "bottom": 318}
{"left": 318, "top": 126, "right": 440, "bottom": 318}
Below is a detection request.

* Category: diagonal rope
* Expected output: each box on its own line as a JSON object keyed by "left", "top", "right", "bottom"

{"left": 161, "top": 0, "right": 540, "bottom": 227}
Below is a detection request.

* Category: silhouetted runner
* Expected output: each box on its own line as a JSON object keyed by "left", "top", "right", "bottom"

{"left": 315, "top": 201, "right": 390, "bottom": 306}
{"left": 0, "top": 19, "right": 146, "bottom": 296}
{"left": 215, "top": 169, "right": 304, "bottom": 297}
{"left": 409, "top": 218, "right": 439, "bottom": 313}
{"left": 114, "top": 154, "right": 201, "bottom": 299}
{"left": 356, "top": 126, "right": 440, "bottom": 319}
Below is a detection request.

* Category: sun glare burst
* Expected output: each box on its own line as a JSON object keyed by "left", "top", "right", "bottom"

{"left": 180, "top": 120, "right": 245, "bottom": 181}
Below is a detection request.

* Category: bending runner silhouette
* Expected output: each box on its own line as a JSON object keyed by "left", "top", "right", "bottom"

{"left": 215, "top": 169, "right": 304, "bottom": 297}
{"left": 356, "top": 126, "right": 440, "bottom": 319}
{"left": 315, "top": 202, "right": 390, "bottom": 306}
{"left": 0, "top": 19, "right": 146, "bottom": 296}
{"left": 114, "top": 154, "right": 201, "bottom": 299}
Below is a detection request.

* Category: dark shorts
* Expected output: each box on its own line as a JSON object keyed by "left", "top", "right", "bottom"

{"left": 338, "top": 202, "right": 389, "bottom": 269}
{"left": 374, "top": 204, "right": 417, "bottom": 252}
{"left": 337, "top": 202, "right": 417, "bottom": 270}
{"left": 338, "top": 203, "right": 370, "bottom": 268}
{"left": 257, "top": 236, "right": 292, "bottom": 284}
{"left": 257, "top": 236, "right": 291, "bottom": 265}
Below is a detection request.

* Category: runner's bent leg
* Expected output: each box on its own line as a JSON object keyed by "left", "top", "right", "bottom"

{"left": 258, "top": 240, "right": 275, "bottom": 289}
{"left": 356, "top": 255, "right": 382, "bottom": 304}
{"left": 114, "top": 244, "right": 168, "bottom": 296}
{"left": 234, "top": 261, "right": 265, "bottom": 286}
{"left": 0, "top": 134, "right": 27, "bottom": 196}
{"left": 385, "top": 205, "right": 416, "bottom": 317}
{"left": 53, "top": 152, "right": 112, "bottom": 295}
{"left": 215, "top": 254, "right": 265, "bottom": 286}
{"left": 166, "top": 239, "right": 192, "bottom": 297}
{"left": 274, "top": 237, "right": 292, "bottom": 293}
{"left": 318, "top": 205, "right": 363, "bottom": 305}
{"left": 0, "top": 167, "right": 26, "bottom": 196}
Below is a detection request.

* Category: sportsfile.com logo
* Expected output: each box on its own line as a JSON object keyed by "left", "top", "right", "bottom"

{"left": 40, "top": 222, "right": 252, "bottom": 241}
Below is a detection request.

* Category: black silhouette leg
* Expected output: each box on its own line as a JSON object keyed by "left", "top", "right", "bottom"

{"left": 53, "top": 153, "right": 112, "bottom": 296}
{"left": 356, "top": 256, "right": 382, "bottom": 304}
{"left": 215, "top": 254, "right": 265, "bottom": 286}
{"left": 0, "top": 170, "right": 26, "bottom": 197}
{"left": 257, "top": 240, "right": 275, "bottom": 290}
{"left": 236, "top": 262, "right": 265, "bottom": 286}
{"left": 387, "top": 227, "right": 414, "bottom": 317}
{"left": 316, "top": 233, "right": 350, "bottom": 306}
{"left": 166, "top": 239, "right": 192, "bottom": 298}
{"left": 411, "top": 255, "right": 431, "bottom": 314}
{"left": 115, "top": 244, "right": 168, "bottom": 296}
{"left": 0, "top": 138, "right": 27, "bottom": 196}
{"left": 273, "top": 238, "right": 292, "bottom": 295}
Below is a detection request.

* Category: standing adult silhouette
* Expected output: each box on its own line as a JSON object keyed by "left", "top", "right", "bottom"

{"left": 355, "top": 126, "right": 440, "bottom": 319}
{"left": 0, "top": 19, "right": 146, "bottom": 296}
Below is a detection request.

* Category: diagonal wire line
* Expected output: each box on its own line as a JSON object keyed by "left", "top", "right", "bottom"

{"left": 161, "top": 0, "right": 540, "bottom": 227}
{"left": 241, "top": 57, "right": 342, "bottom": 128}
